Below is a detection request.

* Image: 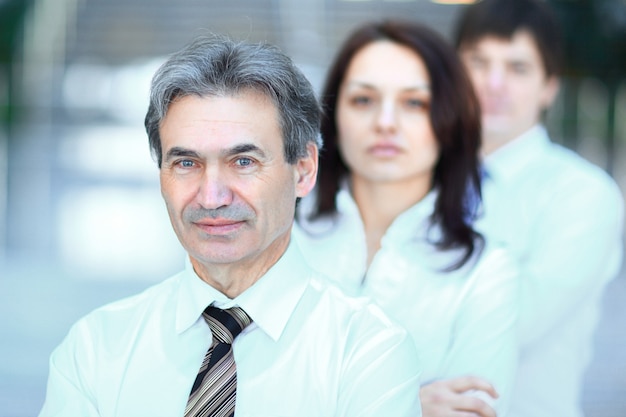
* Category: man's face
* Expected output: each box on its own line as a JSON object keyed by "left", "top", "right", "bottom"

{"left": 159, "top": 91, "right": 317, "bottom": 274}
{"left": 460, "top": 30, "right": 559, "bottom": 153}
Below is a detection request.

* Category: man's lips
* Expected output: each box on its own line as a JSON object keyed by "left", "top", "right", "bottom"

{"left": 480, "top": 98, "right": 508, "bottom": 114}
{"left": 193, "top": 219, "right": 245, "bottom": 234}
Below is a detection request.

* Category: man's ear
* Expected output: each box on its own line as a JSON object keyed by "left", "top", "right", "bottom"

{"left": 541, "top": 76, "right": 560, "bottom": 109}
{"left": 295, "top": 142, "right": 319, "bottom": 198}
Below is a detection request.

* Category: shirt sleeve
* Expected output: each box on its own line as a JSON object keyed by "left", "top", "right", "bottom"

{"left": 336, "top": 306, "right": 423, "bottom": 417}
{"left": 440, "top": 248, "right": 521, "bottom": 416}
{"left": 518, "top": 175, "right": 624, "bottom": 345}
{"left": 38, "top": 320, "right": 101, "bottom": 417}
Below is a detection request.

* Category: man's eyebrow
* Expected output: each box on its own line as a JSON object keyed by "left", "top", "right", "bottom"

{"left": 224, "top": 143, "right": 267, "bottom": 158}
{"left": 508, "top": 59, "right": 530, "bottom": 66}
{"left": 163, "top": 143, "right": 268, "bottom": 161}
{"left": 164, "top": 147, "right": 200, "bottom": 161}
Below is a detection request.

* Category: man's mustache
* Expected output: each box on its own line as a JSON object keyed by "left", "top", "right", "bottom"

{"left": 183, "top": 205, "right": 254, "bottom": 223}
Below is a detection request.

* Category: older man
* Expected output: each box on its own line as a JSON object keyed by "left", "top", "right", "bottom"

{"left": 39, "top": 35, "right": 422, "bottom": 417}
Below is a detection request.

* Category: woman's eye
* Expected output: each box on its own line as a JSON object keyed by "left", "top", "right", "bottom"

{"left": 404, "top": 98, "right": 429, "bottom": 110}
{"left": 406, "top": 99, "right": 425, "bottom": 107}
{"left": 350, "top": 95, "right": 372, "bottom": 106}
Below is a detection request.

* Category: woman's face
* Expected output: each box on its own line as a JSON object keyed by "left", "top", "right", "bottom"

{"left": 336, "top": 40, "right": 439, "bottom": 187}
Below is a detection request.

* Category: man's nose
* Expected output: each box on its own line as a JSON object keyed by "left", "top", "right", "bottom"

{"left": 486, "top": 67, "right": 506, "bottom": 90}
{"left": 196, "top": 168, "right": 234, "bottom": 210}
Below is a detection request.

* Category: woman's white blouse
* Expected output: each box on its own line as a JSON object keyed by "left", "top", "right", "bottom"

{"left": 294, "top": 189, "right": 520, "bottom": 414}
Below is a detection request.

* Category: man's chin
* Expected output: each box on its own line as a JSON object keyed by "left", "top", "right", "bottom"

{"left": 189, "top": 250, "right": 246, "bottom": 267}
{"left": 481, "top": 131, "right": 516, "bottom": 154}
{"left": 482, "top": 114, "right": 511, "bottom": 131}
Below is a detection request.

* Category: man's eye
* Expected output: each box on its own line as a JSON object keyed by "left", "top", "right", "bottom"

{"left": 179, "top": 159, "right": 194, "bottom": 168}
{"left": 235, "top": 157, "right": 254, "bottom": 167}
{"left": 467, "top": 56, "right": 487, "bottom": 69}
{"left": 510, "top": 63, "right": 529, "bottom": 74}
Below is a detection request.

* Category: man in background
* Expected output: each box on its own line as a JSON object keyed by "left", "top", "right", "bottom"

{"left": 454, "top": 0, "right": 624, "bottom": 416}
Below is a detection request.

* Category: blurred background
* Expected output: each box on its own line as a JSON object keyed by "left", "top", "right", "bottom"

{"left": 0, "top": 0, "right": 624, "bottom": 416}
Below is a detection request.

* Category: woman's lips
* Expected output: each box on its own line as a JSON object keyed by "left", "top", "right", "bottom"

{"left": 368, "top": 143, "right": 402, "bottom": 157}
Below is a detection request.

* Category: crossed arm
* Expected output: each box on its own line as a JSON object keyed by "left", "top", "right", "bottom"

{"left": 420, "top": 376, "right": 498, "bottom": 417}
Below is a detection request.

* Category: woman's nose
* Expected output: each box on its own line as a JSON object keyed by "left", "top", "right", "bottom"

{"left": 375, "top": 100, "right": 397, "bottom": 132}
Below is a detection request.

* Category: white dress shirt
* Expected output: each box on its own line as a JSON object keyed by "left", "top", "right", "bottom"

{"left": 476, "top": 125, "right": 624, "bottom": 417}
{"left": 39, "top": 240, "right": 422, "bottom": 417}
{"left": 294, "top": 189, "right": 520, "bottom": 415}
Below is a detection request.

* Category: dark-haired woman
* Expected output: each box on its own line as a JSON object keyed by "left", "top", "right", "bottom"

{"left": 294, "top": 20, "right": 519, "bottom": 417}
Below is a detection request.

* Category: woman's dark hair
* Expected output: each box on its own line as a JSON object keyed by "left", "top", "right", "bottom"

{"left": 311, "top": 20, "right": 483, "bottom": 270}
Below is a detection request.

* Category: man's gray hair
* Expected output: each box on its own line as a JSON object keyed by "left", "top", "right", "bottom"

{"left": 145, "top": 34, "right": 322, "bottom": 167}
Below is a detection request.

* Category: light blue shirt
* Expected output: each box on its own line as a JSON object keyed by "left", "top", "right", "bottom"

{"left": 39, "top": 240, "right": 422, "bottom": 417}
{"left": 477, "top": 125, "right": 624, "bottom": 417}
{"left": 294, "top": 189, "right": 520, "bottom": 416}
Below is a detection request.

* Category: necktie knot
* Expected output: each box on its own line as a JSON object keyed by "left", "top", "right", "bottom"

{"left": 202, "top": 306, "right": 252, "bottom": 344}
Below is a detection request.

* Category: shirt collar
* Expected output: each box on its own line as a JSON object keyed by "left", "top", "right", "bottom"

{"left": 336, "top": 185, "right": 360, "bottom": 217}
{"left": 175, "top": 239, "right": 310, "bottom": 342}
{"left": 483, "top": 124, "right": 551, "bottom": 183}
{"left": 175, "top": 257, "right": 227, "bottom": 335}
{"left": 337, "top": 184, "right": 438, "bottom": 241}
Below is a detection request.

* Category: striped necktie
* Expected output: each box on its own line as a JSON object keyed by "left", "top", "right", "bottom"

{"left": 185, "top": 306, "right": 252, "bottom": 417}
